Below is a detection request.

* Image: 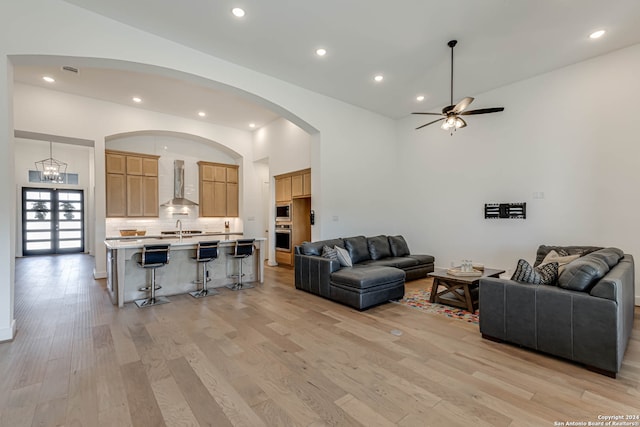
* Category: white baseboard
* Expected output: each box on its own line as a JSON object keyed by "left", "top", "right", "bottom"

{"left": 636, "top": 296, "right": 640, "bottom": 307}
{"left": 0, "top": 319, "right": 16, "bottom": 342}
{"left": 93, "top": 269, "right": 107, "bottom": 279}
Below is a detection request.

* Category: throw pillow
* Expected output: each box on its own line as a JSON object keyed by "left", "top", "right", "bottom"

{"left": 334, "top": 245, "right": 353, "bottom": 267}
{"left": 321, "top": 245, "right": 338, "bottom": 261}
{"left": 539, "top": 250, "right": 580, "bottom": 274}
{"left": 388, "top": 235, "right": 410, "bottom": 257}
{"left": 511, "top": 259, "right": 559, "bottom": 285}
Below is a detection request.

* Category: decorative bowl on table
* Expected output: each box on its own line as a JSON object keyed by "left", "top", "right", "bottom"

{"left": 119, "top": 229, "right": 137, "bottom": 236}
{"left": 136, "top": 230, "right": 146, "bottom": 236}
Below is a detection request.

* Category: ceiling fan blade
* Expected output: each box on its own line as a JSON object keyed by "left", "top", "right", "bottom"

{"left": 411, "top": 112, "right": 443, "bottom": 116}
{"left": 460, "top": 107, "right": 505, "bottom": 115}
{"left": 442, "top": 105, "right": 454, "bottom": 114}
{"left": 452, "top": 97, "right": 474, "bottom": 114}
{"left": 416, "top": 117, "right": 445, "bottom": 130}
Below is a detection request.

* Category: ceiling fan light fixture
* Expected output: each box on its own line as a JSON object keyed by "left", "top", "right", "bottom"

{"left": 445, "top": 116, "right": 457, "bottom": 126}
{"left": 412, "top": 39, "right": 504, "bottom": 133}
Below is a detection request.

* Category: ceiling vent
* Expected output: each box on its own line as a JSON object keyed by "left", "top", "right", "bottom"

{"left": 62, "top": 66, "right": 79, "bottom": 74}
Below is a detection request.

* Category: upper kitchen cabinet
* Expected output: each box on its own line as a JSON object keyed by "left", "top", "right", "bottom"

{"left": 275, "top": 176, "right": 291, "bottom": 202}
{"left": 106, "top": 152, "right": 126, "bottom": 174}
{"left": 105, "top": 150, "right": 159, "bottom": 218}
{"left": 126, "top": 155, "right": 158, "bottom": 176}
{"left": 276, "top": 168, "right": 311, "bottom": 202}
{"left": 291, "top": 170, "right": 311, "bottom": 198}
{"left": 198, "top": 161, "right": 239, "bottom": 217}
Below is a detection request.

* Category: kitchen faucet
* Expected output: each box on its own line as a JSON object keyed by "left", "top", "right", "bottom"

{"left": 176, "top": 219, "right": 182, "bottom": 239}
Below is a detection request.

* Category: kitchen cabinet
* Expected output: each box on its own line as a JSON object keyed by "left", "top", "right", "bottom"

{"left": 278, "top": 168, "right": 311, "bottom": 200}
{"left": 198, "top": 161, "right": 239, "bottom": 217}
{"left": 275, "top": 176, "right": 292, "bottom": 202}
{"left": 106, "top": 150, "right": 159, "bottom": 218}
{"left": 274, "top": 168, "right": 311, "bottom": 266}
{"left": 106, "top": 152, "right": 126, "bottom": 174}
{"left": 226, "top": 182, "right": 239, "bottom": 217}
{"left": 106, "top": 173, "right": 126, "bottom": 217}
{"left": 126, "top": 156, "right": 158, "bottom": 176}
{"left": 127, "top": 175, "right": 158, "bottom": 217}
{"left": 291, "top": 174, "right": 303, "bottom": 198}
{"left": 302, "top": 172, "right": 311, "bottom": 196}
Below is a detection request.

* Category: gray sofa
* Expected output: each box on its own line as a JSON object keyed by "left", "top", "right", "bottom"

{"left": 479, "top": 245, "right": 635, "bottom": 377}
{"left": 294, "top": 235, "right": 434, "bottom": 310}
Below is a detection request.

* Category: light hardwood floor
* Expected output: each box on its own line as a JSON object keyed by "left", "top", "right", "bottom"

{"left": 1, "top": 254, "right": 638, "bottom": 426}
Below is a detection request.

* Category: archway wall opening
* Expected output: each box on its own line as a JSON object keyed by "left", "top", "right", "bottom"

{"left": 0, "top": 0, "right": 402, "bottom": 339}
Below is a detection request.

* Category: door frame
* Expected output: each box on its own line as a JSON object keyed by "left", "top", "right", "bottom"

{"left": 21, "top": 187, "right": 86, "bottom": 256}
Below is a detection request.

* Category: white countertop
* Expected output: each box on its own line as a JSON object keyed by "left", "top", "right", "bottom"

{"left": 105, "top": 235, "right": 265, "bottom": 250}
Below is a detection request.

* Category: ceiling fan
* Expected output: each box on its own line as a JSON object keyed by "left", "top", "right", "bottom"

{"left": 413, "top": 40, "right": 504, "bottom": 133}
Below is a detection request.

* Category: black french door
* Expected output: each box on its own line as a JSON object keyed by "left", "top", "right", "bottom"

{"left": 22, "top": 188, "right": 85, "bottom": 255}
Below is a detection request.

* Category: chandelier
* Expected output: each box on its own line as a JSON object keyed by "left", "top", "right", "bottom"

{"left": 35, "top": 141, "right": 67, "bottom": 183}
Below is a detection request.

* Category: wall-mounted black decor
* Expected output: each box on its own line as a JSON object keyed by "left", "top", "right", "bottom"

{"left": 485, "top": 203, "right": 526, "bottom": 219}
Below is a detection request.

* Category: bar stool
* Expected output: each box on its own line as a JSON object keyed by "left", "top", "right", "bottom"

{"left": 135, "top": 244, "right": 171, "bottom": 308}
{"left": 189, "top": 240, "right": 220, "bottom": 298}
{"left": 226, "top": 239, "right": 255, "bottom": 290}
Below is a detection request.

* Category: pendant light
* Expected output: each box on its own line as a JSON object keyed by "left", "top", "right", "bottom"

{"left": 35, "top": 141, "right": 67, "bottom": 183}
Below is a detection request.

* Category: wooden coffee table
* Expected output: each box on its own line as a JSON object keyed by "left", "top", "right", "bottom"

{"left": 428, "top": 267, "right": 505, "bottom": 314}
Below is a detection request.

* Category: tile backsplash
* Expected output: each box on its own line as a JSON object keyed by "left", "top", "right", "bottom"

{"left": 106, "top": 208, "right": 241, "bottom": 237}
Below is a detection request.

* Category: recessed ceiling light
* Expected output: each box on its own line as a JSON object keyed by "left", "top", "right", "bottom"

{"left": 42, "top": 76, "right": 55, "bottom": 83}
{"left": 374, "top": 75, "right": 384, "bottom": 82}
{"left": 589, "top": 30, "right": 606, "bottom": 39}
{"left": 316, "top": 48, "right": 327, "bottom": 57}
{"left": 416, "top": 95, "right": 425, "bottom": 102}
{"left": 232, "top": 7, "right": 245, "bottom": 18}
{"left": 249, "top": 123, "right": 256, "bottom": 128}
{"left": 198, "top": 111, "right": 206, "bottom": 117}
{"left": 132, "top": 97, "right": 142, "bottom": 103}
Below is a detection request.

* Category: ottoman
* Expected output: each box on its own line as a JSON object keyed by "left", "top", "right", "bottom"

{"left": 330, "top": 266, "right": 405, "bottom": 310}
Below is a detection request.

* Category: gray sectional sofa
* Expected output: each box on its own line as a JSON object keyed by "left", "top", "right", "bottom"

{"left": 479, "top": 245, "right": 635, "bottom": 377}
{"left": 294, "top": 235, "right": 434, "bottom": 310}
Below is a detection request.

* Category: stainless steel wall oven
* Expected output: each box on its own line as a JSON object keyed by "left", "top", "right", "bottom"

{"left": 275, "top": 223, "right": 291, "bottom": 252}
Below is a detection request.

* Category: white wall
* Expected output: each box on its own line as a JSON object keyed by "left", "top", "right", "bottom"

{"left": 0, "top": 0, "right": 400, "bottom": 339}
{"left": 397, "top": 43, "right": 640, "bottom": 303}
{"left": 0, "top": 55, "right": 15, "bottom": 341}
{"left": 253, "top": 118, "right": 312, "bottom": 176}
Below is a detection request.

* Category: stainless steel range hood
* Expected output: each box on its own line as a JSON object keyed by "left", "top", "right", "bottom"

{"left": 161, "top": 160, "right": 198, "bottom": 207}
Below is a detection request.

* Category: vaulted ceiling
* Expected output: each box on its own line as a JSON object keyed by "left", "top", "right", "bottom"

{"left": 15, "top": 0, "right": 640, "bottom": 129}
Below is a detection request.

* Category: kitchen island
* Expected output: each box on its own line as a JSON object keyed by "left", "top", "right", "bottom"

{"left": 105, "top": 235, "right": 265, "bottom": 307}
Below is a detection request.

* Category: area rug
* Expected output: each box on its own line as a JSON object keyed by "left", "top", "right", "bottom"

{"left": 394, "top": 288, "right": 479, "bottom": 324}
